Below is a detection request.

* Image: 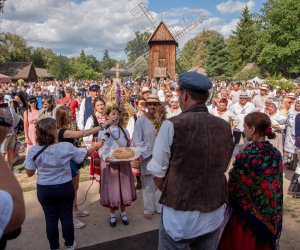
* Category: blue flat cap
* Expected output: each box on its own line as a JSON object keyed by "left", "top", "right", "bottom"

{"left": 179, "top": 72, "right": 212, "bottom": 91}
{"left": 89, "top": 84, "right": 100, "bottom": 91}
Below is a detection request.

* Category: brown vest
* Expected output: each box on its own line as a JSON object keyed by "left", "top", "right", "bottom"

{"left": 160, "top": 103, "right": 234, "bottom": 212}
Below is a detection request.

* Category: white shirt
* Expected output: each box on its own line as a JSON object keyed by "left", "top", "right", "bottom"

{"left": 230, "top": 102, "right": 255, "bottom": 131}
{"left": 98, "top": 126, "right": 130, "bottom": 159}
{"left": 132, "top": 115, "right": 157, "bottom": 160}
{"left": 0, "top": 190, "right": 13, "bottom": 237}
{"left": 25, "top": 142, "right": 87, "bottom": 185}
{"left": 252, "top": 94, "right": 268, "bottom": 111}
{"left": 77, "top": 98, "right": 86, "bottom": 131}
{"left": 147, "top": 120, "right": 225, "bottom": 241}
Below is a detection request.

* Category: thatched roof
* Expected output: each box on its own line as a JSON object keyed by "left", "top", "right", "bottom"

{"left": 104, "top": 67, "right": 132, "bottom": 77}
{"left": 0, "top": 62, "right": 38, "bottom": 81}
{"left": 188, "top": 66, "right": 207, "bottom": 76}
{"left": 35, "top": 68, "right": 53, "bottom": 78}
{"left": 0, "top": 73, "right": 11, "bottom": 83}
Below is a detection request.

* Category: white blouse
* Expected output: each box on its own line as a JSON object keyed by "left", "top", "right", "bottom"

{"left": 98, "top": 126, "right": 130, "bottom": 159}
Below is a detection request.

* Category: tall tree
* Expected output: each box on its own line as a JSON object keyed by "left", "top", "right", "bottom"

{"left": 125, "top": 31, "right": 151, "bottom": 62}
{"left": 258, "top": 0, "right": 300, "bottom": 78}
{"left": 0, "top": 32, "right": 31, "bottom": 62}
{"left": 205, "top": 33, "right": 231, "bottom": 79}
{"left": 227, "top": 6, "right": 259, "bottom": 74}
{"left": 100, "top": 49, "right": 116, "bottom": 72}
{"left": 49, "top": 55, "right": 72, "bottom": 80}
{"left": 178, "top": 30, "right": 219, "bottom": 71}
{"left": 31, "top": 47, "right": 55, "bottom": 68}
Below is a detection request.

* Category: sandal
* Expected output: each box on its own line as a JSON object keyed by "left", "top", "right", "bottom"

{"left": 120, "top": 214, "right": 129, "bottom": 225}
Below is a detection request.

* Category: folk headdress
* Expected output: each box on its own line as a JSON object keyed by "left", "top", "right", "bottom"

{"left": 103, "top": 82, "right": 135, "bottom": 126}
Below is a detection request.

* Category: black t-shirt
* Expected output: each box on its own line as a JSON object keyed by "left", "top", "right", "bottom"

{"left": 16, "top": 90, "right": 28, "bottom": 108}
{"left": 58, "top": 128, "right": 76, "bottom": 145}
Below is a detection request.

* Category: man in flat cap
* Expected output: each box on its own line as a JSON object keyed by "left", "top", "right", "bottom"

{"left": 77, "top": 84, "right": 100, "bottom": 131}
{"left": 147, "top": 71, "right": 234, "bottom": 249}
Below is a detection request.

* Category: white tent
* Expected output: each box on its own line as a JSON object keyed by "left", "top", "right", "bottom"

{"left": 249, "top": 76, "right": 265, "bottom": 84}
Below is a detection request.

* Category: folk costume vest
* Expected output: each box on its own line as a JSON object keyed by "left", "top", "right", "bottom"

{"left": 160, "top": 103, "right": 234, "bottom": 212}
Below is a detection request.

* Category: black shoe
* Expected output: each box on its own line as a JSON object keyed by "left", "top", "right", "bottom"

{"left": 120, "top": 215, "right": 129, "bottom": 225}
{"left": 293, "top": 183, "right": 300, "bottom": 199}
{"left": 288, "top": 173, "right": 300, "bottom": 195}
{"left": 136, "top": 178, "right": 142, "bottom": 190}
{"left": 109, "top": 217, "right": 116, "bottom": 227}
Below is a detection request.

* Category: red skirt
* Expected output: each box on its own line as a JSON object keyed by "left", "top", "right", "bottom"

{"left": 219, "top": 213, "right": 272, "bottom": 250}
{"left": 90, "top": 151, "right": 101, "bottom": 183}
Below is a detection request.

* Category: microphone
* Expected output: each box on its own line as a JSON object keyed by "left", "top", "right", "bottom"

{"left": 99, "top": 132, "right": 110, "bottom": 142}
{"left": 102, "top": 118, "right": 119, "bottom": 130}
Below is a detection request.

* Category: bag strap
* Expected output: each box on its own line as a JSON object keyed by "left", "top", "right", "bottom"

{"left": 133, "top": 114, "right": 137, "bottom": 122}
{"left": 65, "top": 98, "right": 72, "bottom": 106}
{"left": 92, "top": 114, "right": 99, "bottom": 127}
{"left": 33, "top": 145, "right": 49, "bottom": 161}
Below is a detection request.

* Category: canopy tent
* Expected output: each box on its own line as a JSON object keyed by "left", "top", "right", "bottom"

{"left": 249, "top": 76, "right": 264, "bottom": 84}
{"left": 104, "top": 66, "right": 132, "bottom": 78}
{"left": 0, "top": 73, "right": 11, "bottom": 83}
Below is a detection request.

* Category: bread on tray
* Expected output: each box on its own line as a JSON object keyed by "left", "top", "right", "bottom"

{"left": 111, "top": 147, "right": 135, "bottom": 160}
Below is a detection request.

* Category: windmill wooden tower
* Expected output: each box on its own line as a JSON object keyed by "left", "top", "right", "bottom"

{"left": 129, "top": 2, "right": 206, "bottom": 79}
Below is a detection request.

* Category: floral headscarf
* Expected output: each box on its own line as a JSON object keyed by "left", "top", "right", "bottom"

{"left": 229, "top": 141, "right": 283, "bottom": 246}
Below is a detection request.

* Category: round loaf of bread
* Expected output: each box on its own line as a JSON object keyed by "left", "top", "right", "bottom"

{"left": 112, "top": 147, "right": 135, "bottom": 160}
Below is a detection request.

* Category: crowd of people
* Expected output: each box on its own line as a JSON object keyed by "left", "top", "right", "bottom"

{"left": 0, "top": 71, "right": 299, "bottom": 249}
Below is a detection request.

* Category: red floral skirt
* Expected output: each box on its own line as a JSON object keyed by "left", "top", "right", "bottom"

{"left": 219, "top": 213, "right": 272, "bottom": 250}
{"left": 90, "top": 151, "right": 101, "bottom": 183}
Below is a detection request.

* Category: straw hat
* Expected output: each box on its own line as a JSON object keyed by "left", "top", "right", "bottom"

{"left": 141, "top": 87, "right": 151, "bottom": 94}
{"left": 259, "top": 84, "right": 269, "bottom": 90}
{"left": 239, "top": 92, "right": 249, "bottom": 98}
{"left": 146, "top": 94, "right": 160, "bottom": 103}
{"left": 286, "top": 92, "right": 297, "bottom": 99}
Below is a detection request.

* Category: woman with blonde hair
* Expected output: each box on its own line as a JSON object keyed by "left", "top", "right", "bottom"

{"left": 56, "top": 105, "right": 105, "bottom": 229}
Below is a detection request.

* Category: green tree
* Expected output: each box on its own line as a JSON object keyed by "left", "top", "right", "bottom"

{"left": 0, "top": 32, "right": 31, "bottom": 62}
{"left": 178, "top": 30, "right": 219, "bottom": 71}
{"left": 49, "top": 55, "right": 72, "bottom": 80}
{"left": 258, "top": 0, "right": 300, "bottom": 78}
{"left": 78, "top": 50, "right": 87, "bottom": 64}
{"left": 125, "top": 31, "right": 151, "bottom": 62}
{"left": 227, "top": 6, "right": 259, "bottom": 74}
{"left": 31, "top": 47, "right": 55, "bottom": 68}
{"left": 100, "top": 49, "right": 116, "bottom": 72}
{"left": 85, "top": 54, "right": 101, "bottom": 72}
{"left": 70, "top": 61, "right": 98, "bottom": 80}
{"left": 205, "top": 33, "right": 231, "bottom": 80}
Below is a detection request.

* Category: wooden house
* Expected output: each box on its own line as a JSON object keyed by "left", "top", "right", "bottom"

{"left": 148, "top": 21, "right": 178, "bottom": 80}
{"left": 0, "top": 62, "right": 38, "bottom": 82}
{"left": 36, "top": 67, "right": 54, "bottom": 81}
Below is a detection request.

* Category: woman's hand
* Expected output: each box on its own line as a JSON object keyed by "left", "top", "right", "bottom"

{"left": 94, "top": 141, "right": 103, "bottom": 149}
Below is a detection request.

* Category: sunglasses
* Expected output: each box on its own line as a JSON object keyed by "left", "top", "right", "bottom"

{"left": 29, "top": 101, "right": 37, "bottom": 104}
{"left": 0, "top": 117, "right": 12, "bottom": 127}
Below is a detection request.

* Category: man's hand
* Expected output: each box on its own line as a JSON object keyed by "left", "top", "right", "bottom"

{"left": 152, "top": 175, "right": 164, "bottom": 191}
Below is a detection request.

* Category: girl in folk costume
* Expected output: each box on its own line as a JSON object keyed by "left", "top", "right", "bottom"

{"left": 83, "top": 97, "right": 107, "bottom": 183}
{"left": 219, "top": 112, "right": 283, "bottom": 250}
{"left": 24, "top": 96, "right": 42, "bottom": 153}
{"left": 133, "top": 94, "right": 165, "bottom": 219}
{"left": 211, "top": 98, "right": 238, "bottom": 128}
{"left": 126, "top": 96, "right": 147, "bottom": 190}
{"left": 98, "top": 104, "right": 136, "bottom": 227}
{"left": 265, "top": 101, "right": 287, "bottom": 156}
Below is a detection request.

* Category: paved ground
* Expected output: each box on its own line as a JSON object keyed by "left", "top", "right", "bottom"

{"left": 5, "top": 169, "right": 300, "bottom": 250}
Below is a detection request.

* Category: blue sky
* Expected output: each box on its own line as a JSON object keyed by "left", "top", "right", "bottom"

{"left": 1, "top": 0, "right": 267, "bottom": 60}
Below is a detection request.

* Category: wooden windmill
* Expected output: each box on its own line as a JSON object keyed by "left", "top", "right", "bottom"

{"left": 129, "top": 2, "right": 206, "bottom": 79}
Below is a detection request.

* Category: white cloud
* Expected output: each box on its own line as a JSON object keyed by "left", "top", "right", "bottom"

{"left": 216, "top": 0, "right": 255, "bottom": 14}
{"left": 0, "top": 0, "right": 241, "bottom": 60}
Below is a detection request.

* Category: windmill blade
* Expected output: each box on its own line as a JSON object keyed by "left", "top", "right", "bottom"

{"left": 131, "top": 2, "right": 157, "bottom": 32}
{"left": 171, "top": 9, "right": 206, "bottom": 39}
{"left": 127, "top": 51, "right": 149, "bottom": 73}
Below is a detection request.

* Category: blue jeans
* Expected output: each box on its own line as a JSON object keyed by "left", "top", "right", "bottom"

{"left": 37, "top": 181, "right": 75, "bottom": 249}
{"left": 158, "top": 213, "right": 220, "bottom": 250}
